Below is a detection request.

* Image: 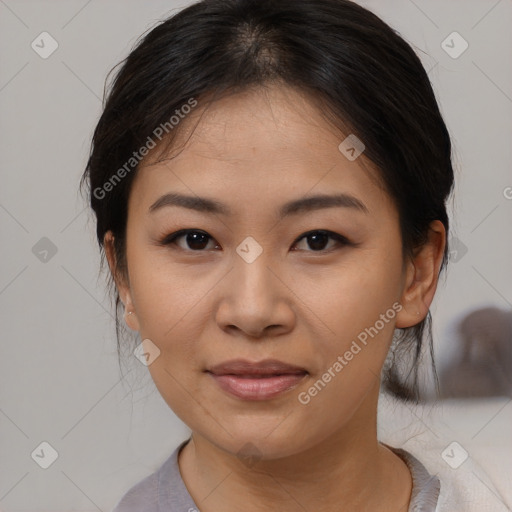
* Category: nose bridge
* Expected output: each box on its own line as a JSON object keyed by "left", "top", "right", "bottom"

{"left": 214, "top": 236, "right": 294, "bottom": 336}
{"left": 232, "top": 237, "right": 278, "bottom": 303}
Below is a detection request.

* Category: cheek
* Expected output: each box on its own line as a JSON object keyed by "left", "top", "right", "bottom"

{"left": 311, "top": 246, "right": 403, "bottom": 336}
{"left": 300, "top": 246, "right": 404, "bottom": 408}
{"left": 295, "top": 264, "right": 402, "bottom": 429}
{"left": 127, "top": 243, "right": 209, "bottom": 337}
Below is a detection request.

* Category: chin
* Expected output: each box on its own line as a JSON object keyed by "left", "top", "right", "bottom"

{"left": 205, "top": 423, "right": 319, "bottom": 463}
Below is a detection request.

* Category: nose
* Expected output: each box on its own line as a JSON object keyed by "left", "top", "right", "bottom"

{"left": 214, "top": 249, "right": 296, "bottom": 339}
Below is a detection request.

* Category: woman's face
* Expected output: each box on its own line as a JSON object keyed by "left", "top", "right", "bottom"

{"left": 116, "top": 85, "right": 413, "bottom": 460}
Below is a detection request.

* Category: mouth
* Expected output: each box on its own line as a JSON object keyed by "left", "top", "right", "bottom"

{"left": 205, "top": 359, "right": 308, "bottom": 400}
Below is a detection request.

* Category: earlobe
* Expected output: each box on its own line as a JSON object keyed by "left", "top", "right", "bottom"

{"left": 123, "top": 307, "right": 140, "bottom": 331}
{"left": 104, "top": 231, "right": 140, "bottom": 332}
{"left": 395, "top": 220, "right": 446, "bottom": 328}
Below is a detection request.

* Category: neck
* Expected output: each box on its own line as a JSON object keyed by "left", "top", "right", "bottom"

{"left": 178, "top": 391, "right": 412, "bottom": 512}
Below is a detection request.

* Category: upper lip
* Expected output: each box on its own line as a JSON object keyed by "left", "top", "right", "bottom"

{"left": 207, "top": 359, "right": 308, "bottom": 376}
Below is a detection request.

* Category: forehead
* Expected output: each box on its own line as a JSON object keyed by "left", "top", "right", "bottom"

{"left": 141, "top": 86, "right": 346, "bottom": 163}
{"left": 130, "top": 85, "right": 391, "bottom": 216}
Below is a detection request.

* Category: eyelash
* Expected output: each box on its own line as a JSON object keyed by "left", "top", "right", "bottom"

{"left": 158, "top": 229, "right": 353, "bottom": 253}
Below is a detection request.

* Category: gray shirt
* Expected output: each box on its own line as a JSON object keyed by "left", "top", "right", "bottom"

{"left": 112, "top": 439, "right": 440, "bottom": 512}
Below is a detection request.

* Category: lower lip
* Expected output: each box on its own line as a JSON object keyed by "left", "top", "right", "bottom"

{"left": 208, "top": 372, "right": 307, "bottom": 400}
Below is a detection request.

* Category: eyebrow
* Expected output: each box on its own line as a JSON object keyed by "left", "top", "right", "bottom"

{"left": 148, "top": 192, "right": 369, "bottom": 217}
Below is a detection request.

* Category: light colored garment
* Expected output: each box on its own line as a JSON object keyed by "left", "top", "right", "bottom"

{"left": 377, "top": 394, "right": 512, "bottom": 512}
{"left": 112, "top": 439, "right": 442, "bottom": 511}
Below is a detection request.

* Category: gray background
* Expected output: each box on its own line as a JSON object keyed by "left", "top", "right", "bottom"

{"left": 0, "top": 0, "right": 511, "bottom": 510}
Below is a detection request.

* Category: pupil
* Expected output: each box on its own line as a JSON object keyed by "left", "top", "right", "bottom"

{"left": 184, "top": 232, "right": 329, "bottom": 251}
{"left": 187, "top": 232, "right": 208, "bottom": 250}
{"left": 308, "top": 232, "right": 328, "bottom": 251}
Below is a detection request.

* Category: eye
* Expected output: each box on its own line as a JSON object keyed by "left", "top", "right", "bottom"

{"left": 159, "top": 229, "right": 219, "bottom": 251}
{"left": 159, "top": 229, "right": 351, "bottom": 253}
{"left": 291, "top": 230, "right": 351, "bottom": 252}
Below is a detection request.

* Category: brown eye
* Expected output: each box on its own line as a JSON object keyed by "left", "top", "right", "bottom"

{"left": 292, "top": 230, "right": 350, "bottom": 252}
{"left": 161, "top": 230, "right": 218, "bottom": 251}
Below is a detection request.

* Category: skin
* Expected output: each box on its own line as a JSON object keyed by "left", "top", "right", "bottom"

{"left": 105, "top": 84, "right": 446, "bottom": 511}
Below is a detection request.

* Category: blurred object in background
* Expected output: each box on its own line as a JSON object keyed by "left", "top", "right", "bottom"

{"left": 440, "top": 306, "right": 512, "bottom": 398}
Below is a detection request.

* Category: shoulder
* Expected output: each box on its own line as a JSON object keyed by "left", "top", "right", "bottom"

{"left": 378, "top": 394, "right": 512, "bottom": 512}
{"left": 112, "top": 471, "right": 160, "bottom": 512}
{"left": 418, "top": 448, "right": 510, "bottom": 512}
{"left": 111, "top": 439, "right": 192, "bottom": 512}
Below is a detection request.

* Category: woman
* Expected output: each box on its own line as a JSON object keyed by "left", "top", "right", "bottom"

{"left": 81, "top": 0, "right": 504, "bottom": 510}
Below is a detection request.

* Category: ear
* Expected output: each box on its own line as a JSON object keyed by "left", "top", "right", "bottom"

{"left": 104, "top": 231, "right": 140, "bottom": 331}
{"left": 395, "top": 220, "right": 446, "bottom": 328}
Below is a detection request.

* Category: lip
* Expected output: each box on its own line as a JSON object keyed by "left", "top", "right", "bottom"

{"left": 206, "top": 359, "right": 308, "bottom": 401}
